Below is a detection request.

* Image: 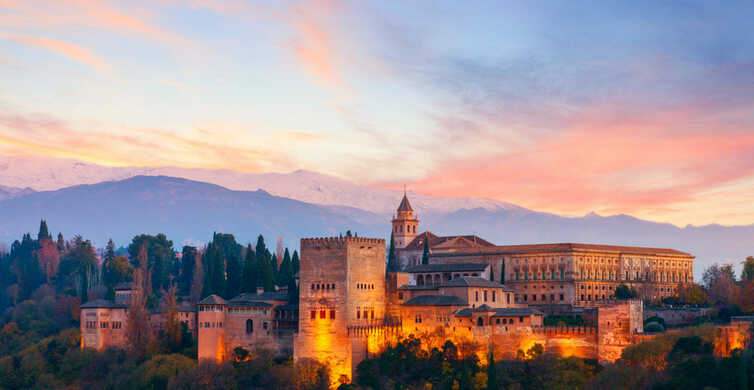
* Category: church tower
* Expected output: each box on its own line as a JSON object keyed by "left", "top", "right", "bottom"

{"left": 391, "top": 191, "right": 418, "bottom": 248}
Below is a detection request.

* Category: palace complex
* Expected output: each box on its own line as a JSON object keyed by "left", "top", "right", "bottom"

{"left": 80, "top": 193, "right": 728, "bottom": 387}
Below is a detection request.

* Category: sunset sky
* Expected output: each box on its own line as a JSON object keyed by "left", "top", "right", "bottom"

{"left": 1, "top": 1, "right": 753, "bottom": 227}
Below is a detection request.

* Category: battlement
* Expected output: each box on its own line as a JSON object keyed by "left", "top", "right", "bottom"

{"left": 531, "top": 325, "right": 596, "bottom": 336}
{"left": 301, "top": 236, "right": 385, "bottom": 249}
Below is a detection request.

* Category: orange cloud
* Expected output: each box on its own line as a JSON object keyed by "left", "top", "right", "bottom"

{"left": 1, "top": 33, "right": 110, "bottom": 71}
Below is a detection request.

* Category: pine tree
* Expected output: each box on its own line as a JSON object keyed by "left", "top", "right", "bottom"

{"left": 387, "top": 232, "right": 398, "bottom": 272}
{"left": 37, "top": 220, "right": 50, "bottom": 240}
{"left": 421, "top": 238, "right": 430, "bottom": 265}
{"left": 242, "top": 244, "right": 257, "bottom": 293}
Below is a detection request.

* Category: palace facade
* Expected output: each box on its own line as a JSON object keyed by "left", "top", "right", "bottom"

{"left": 81, "top": 193, "right": 704, "bottom": 387}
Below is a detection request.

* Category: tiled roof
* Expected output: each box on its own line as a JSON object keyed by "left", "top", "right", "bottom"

{"left": 441, "top": 277, "right": 513, "bottom": 290}
{"left": 114, "top": 282, "right": 134, "bottom": 291}
{"left": 397, "top": 194, "right": 413, "bottom": 212}
{"left": 455, "top": 307, "right": 543, "bottom": 317}
{"left": 404, "top": 263, "right": 489, "bottom": 273}
{"left": 397, "top": 285, "right": 439, "bottom": 291}
{"left": 430, "top": 243, "right": 693, "bottom": 257}
{"left": 198, "top": 295, "right": 227, "bottom": 305}
{"left": 81, "top": 299, "right": 127, "bottom": 309}
{"left": 402, "top": 231, "right": 495, "bottom": 251}
{"left": 402, "top": 295, "right": 468, "bottom": 306}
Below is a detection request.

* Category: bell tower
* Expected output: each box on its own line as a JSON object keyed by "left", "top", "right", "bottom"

{"left": 391, "top": 189, "right": 418, "bottom": 249}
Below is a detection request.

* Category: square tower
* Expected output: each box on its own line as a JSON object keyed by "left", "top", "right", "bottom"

{"left": 294, "top": 236, "right": 386, "bottom": 385}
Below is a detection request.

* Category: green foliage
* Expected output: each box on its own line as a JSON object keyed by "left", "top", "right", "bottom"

{"left": 128, "top": 234, "right": 175, "bottom": 294}
{"left": 645, "top": 321, "right": 665, "bottom": 333}
{"left": 544, "top": 315, "right": 586, "bottom": 327}
{"left": 742, "top": 256, "right": 754, "bottom": 282}
{"left": 242, "top": 244, "right": 257, "bottom": 293}
{"left": 387, "top": 232, "right": 397, "bottom": 272}
{"left": 178, "top": 246, "right": 198, "bottom": 296}
{"left": 37, "top": 220, "right": 51, "bottom": 241}
{"left": 615, "top": 284, "right": 637, "bottom": 300}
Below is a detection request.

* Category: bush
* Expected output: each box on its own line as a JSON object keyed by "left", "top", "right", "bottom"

{"left": 644, "top": 322, "right": 664, "bottom": 333}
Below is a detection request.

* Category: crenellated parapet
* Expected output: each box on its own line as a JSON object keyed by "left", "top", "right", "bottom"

{"left": 301, "top": 237, "right": 385, "bottom": 249}
{"left": 531, "top": 325, "right": 596, "bottom": 336}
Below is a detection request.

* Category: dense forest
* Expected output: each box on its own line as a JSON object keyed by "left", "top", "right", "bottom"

{"left": 0, "top": 220, "right": 753, "bottom": 389}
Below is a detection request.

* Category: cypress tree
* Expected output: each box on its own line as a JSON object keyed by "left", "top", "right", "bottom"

{"left": 179, "top": 246, "right": 197, "bottom": 296}
{"left": 387, "top": 232, "right": 398, "bottom": 272}
{"left": 291, "top": 250, "right": 300, "bottom": 275}
{"left": 56, "top": 233, "right": 65, "bottom": 252}
{"left": 487, "top": 350, "right": 499, "bottom": 390}
{"left": 226, "top": 251, "right": 242, "bottom": 298}
{"left": 261, "top": 249, "right": 275, "bottom": 292}
{"left": 242, "top": 244, "right": 257, "bottom": 293}
{"left": 421, "top": 238, "right": 430, "bottom": 265}
{"left": 278, "top": 248, "right": 293, "bottom": 287}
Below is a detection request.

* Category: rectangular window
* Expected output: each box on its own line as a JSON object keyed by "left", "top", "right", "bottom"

{"left": 370, "top": 310, "right": 374, "bottom": 320}
{"left": 398, "top": 292, "right": 404, "bottom": 300}
{"left": 263, "top": 322, "right": 268, "bottom": 330}
{"left": 484, "top": 290, "right": 488, "bottom": 302}
{"left": 492, "top": 291, "right": 496, "bottom": 302}
{"left": 506, "top": 294, "right": 510, "bottom": 304}
{"left": 519, "top": 316, "right": 524, "bottom": 323}
{"left": 357, "top": 310, "right": 361, "bottom": 319}
{"left": 550, "top": 294, "right": 554, "bottom": 301}
{"left": 320, "top": 310, "right": 326, "bottom": 319}
{"left": 523, "top": 294, "right": 527, "bottom": 302}
{"left": 559, "top": 294, "right": 564, "bottom": 301}
{"left": 311, "top": 310, "right": 316, "bottom": 320}
{"left": 475, "top": 291, "right": 479, "bottom": 301}
{"left": 532, "top": 294, "right": 536, "bottom": 301}
{"left": 330, "top": 310, "right": 335, "bottom": 320}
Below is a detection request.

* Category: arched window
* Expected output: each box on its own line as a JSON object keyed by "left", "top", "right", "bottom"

{"left": 246, "top": 319, "right": 253, "bottom": 334}
{"left": 417, "top": 275, "right": 424, "bottom": 285}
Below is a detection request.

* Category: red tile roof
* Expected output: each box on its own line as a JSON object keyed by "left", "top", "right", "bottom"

{"left": 402, "top": 231, "right": 495, "bottom": 251}
{"left": 430, "top": 243, "right": 693, "bottom": 257}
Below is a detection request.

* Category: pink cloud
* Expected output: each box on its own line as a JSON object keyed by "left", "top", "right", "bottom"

{"left": 405, "top": 105, "right": 754, "bottom": 224}
{"left": 1, "top": 33, "right": 110, "bottom": 71}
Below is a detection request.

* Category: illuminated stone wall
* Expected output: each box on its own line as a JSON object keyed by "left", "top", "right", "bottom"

{"left": 197, "top": 304, "right": 227, "bottom": 361}
{"left": 295, "top": 237, "right": 386, "bottom": 386}
{"left": 597, "top": 300, "right": 643, "bottom": 361}
{"left": 80, "top": 307, "right": 128, "bottom": 350}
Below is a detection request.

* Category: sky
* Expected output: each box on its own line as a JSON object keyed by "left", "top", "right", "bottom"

{"left": 1, "top": 0, "right": 753, "bottom": 227}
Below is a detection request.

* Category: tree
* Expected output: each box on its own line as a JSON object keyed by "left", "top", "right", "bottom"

{"left": 387, "top": 232, "right": 398, "bottom": 272}
{"left": 421, "top": 238, "right": 430, "bottom": 265}
{"left": 37, "top": 220, "right": 50, "bottom": 241}
{"left": 486, "top": 350, "right": 499, "bottom": 390}
{"left": 202, "top": 241, "right": 226, "bottom": 298}
{"left": 127, "top": 244, "right": 154, "bottom": 360}
{"left": 162, "top": 285, "right": 182, "bottom": 352}
{"left": 702, "top": 263, "right": 737, "bottom": 305}
{"left": 178, "top": 246, "right": 198, "bottom": 296}
{"left": 260, "top": 249, "right": 275, "bottom": 292}
{"left": 742, "top": 256, "right": 754, "bottom": 282}
{"left": 225, "top": 251, "right": 243, "bottom": 298}
{"left": 190, "top": 249, "right": 203, "bottom": 305}
{"left": 615, "top": 284, "right": 637, "bottom": 300}
{"left": 677, "top": 283, "right": 708, "bottom": 306}
{"left": 242, "top": 244, "right": 257, "bottom": 293}
{"left": 277, "top": 248, "right": 293, "bottom": 288}
{"left": 58, "top": 236, "right": 98, "bottom": 303}
{"left": 291, "top": 250, "right": 300, "bottom": 275}
{"left": 11, "top": 234, "right": 42, "bottom": 301}
{"left": 127, "top": 234, "right": 174, "bottom": 294}
{"left": 56, "top": 233, "right": 65, "bottom": 252}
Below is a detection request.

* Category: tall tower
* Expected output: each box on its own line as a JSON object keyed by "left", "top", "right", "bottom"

{"left": 295, "top": 236, "right": 386, "bottom": 385}
{"left": 391, "top": 190, "right": 418, "bottom": 249}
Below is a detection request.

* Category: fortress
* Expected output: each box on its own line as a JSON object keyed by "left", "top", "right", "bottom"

{"left": 81, "top": 193, "right": 715, "bottom": 386}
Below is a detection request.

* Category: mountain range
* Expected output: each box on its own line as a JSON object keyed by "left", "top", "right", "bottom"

{"left": 0, "top": 155, "right": 752, "bottom": 279}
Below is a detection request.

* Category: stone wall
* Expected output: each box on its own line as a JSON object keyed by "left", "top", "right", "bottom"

{"left": 644, "top": 307, "right": 713, "bottom": 327}
{"left": 81, "top": 307, "right": 128, "bottom": 350}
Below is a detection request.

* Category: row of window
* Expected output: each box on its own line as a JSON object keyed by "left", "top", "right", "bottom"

{"left": 201, "top": 321, "right": 223, "bottom": 328}
{"left": 521, "top": 294, "right": 565, "bottom": 302}
{"left": 473, "top": 290, "right": 512, "bottom": 305}
{"left": 85, "top": 321, "right": 123, "bottom": 329}
{"left": 356, "top": 309, "right": 375, "bottom": 320}
{"left": 199, "top": 306, "right": 223, "bottom": 312}
{"left": 357, "top": 283, "right": 375, "bottom": 290}
{"left": 394, "top": 224, "right": 416, "bottom": 234}
{"left": 311, "top": 283, "right": 336, "bottom": 290}
{"left": 415, "top": 273, "right": 480, "bottom": 285}
{"left": 310, "top": 310, "right": 336, "bottom": 320}
{"left": 514, "top": 270, "right": 565, "bottom": 281}
{"left": 244, "top": 319, "right": 268, "bottom": 333}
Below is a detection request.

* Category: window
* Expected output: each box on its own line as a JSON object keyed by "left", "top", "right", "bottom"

{"left": 320, "top": 310, "right": 326, "bottom": 319}
{"left": 532, "top": 294, "right": 536, "bottom": 301}
{"left": 100, "top": 322, "right": 108, "bottom": 328}
{"left": 246, "top": 319, "right": 253, "bottom": 334}
{"left": 477, "top": 317, "right": 484, "bottom": 326}
{"left": 484, "top": 290, "right": 488, "bottom": 302}
{"left": 550, "top": 294, "right": 554, "bottom": 301}
{"left": 519, "top": 316, "right": 524, "bottom": 323}
{"left": 559, "top": 294, "right": 564, "bottom": 301}
{"left": 492, "top": 291, "right": 496, "bottom": 302}
{"left": 363, "top": 310, "right": 368, "bottom": 319}
{"left": 371, "top": 310, "right": 374, "bottom": 320}
{"left": 496, "top": 318, "right": 500, "bottom": 324}
{"left": 475, "top": 291, "right": 479, "bottom": 302}
{"left": 330, "top": 310, "right": 335, "bottom": 320}
{"left": 542, "top": 294, "right": 546, "bottom": 301}
{"left": 311, "top": 310, "right": 316, "bottom": 320}
{"left": 415, "top": 315, "right": 422, "bottom": 323}
{"left": 357, "top": 310, "right": 361, "bottom": 319}
{"left": 507, "top": 293, "right": 510, "bottom": 304}
{"left": 263, "top": 322, "right": 268, "bottom": 330}
{"left": 523, "top": 294, "right": 527, "bottom": 302}
{"left": 398, "top": 292, "right": 404, "bottom": 300}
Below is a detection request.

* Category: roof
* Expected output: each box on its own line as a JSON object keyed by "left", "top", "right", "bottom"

{"left": 81, "top": 299, "right": 127, "bottom": 309}
{"left": 397, "top": 285, "right": 439, "bottom": 291}
{"left": 405, "top": 263, "right": 488, "bottom": 273}
{"left": 402, "top": 295, "right": 468, "bottom": 306}
{"left": 198, "top": 295, "right": 227, "bottom": 305}
{"left": 397, "top": 194, "right": 413, "bottom": 212}
{"left": 455, "top": 307, "right": 544, "bottom": 317}
{"left": 402, "top": 231, "right": 495, "bottom": 252}
{"left": 114, "top": 282, "right": 134, "bottom": 291}
{"left": 234, "top": 292, "right": 289, "bottom": 301}
{"left": 275, "top": 304, "right": 299, "bottom": 311}
{"left": 441, "top": 277, "right": 514, "bottom": 290}
{"left": 430, "top": 243, "right": 693, "bottom": 258}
